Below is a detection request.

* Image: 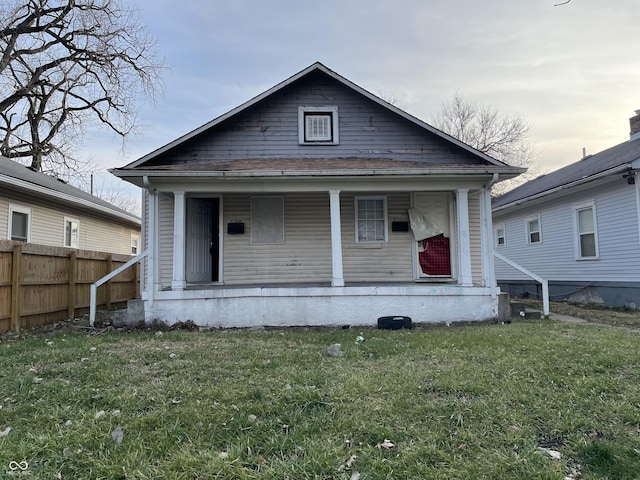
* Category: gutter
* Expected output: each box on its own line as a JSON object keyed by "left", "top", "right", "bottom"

{"left": 492, "top": 164, "right": 632, "bottom": 213}
{"left": 0, "top": 173, "right": 140, "bottom": 225}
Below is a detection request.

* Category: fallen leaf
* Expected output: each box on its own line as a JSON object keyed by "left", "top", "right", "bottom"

{"left": 376, "top": 439, "right": 396, "bottom": 450}
{"left": 537, "top": 447, "right": 561, "bottom": 460}
{"left": 350, "top": 472, "right": 361, "bottom": 480}
{"left": 218, "top": 452, "right": 229, "bottom": 459}
{"left": 95, "top": 410, "right": 105, "bottom": 419}
{"left": 0, "top": 426, "right": 11, "bottom": 437}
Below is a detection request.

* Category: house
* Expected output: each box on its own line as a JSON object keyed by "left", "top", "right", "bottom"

{"left": 493, "top": 111, "right": 640, "bottom": 308}
{"left": 0, "top": 156, "right": 141, "bottom": 255}
{"left": 110, "top": 62, "right": 523, "bottom": 328}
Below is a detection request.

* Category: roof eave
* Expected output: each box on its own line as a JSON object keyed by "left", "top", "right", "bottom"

{"left": 0, "top": 173, "right": 141, "bottom": 226}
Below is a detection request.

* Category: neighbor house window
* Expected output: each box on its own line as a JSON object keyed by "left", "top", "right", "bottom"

{"left": 251, "top": 196, "right": 284, "bottom": 244}
{"left": 131, "top": 235, "right": 139, "bottom": 255}
{"left": 64, "top": 217, "right": 79, "bottom": 248}
{"left": 573, "top": 201, "right": 598, "bottom": 259}
{"left": 9, "top": 204, "right": 31, "bottom": 242}
{"left": 526, "top": 215, "right": 541, "bottom": 244}
{"left": 298, "top": 106, "right": 339, "bottom": 144}
{"left": 355, "top": 196, "right": 388, "bottom": 243}
{"left": 495, "top": 224, "right": 506, "bottom": 247}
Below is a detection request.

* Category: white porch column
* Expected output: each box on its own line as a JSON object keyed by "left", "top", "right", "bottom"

{"left": 456, "top": 189, "right": 473, "bottom": 286}
{"left": 480, "top": 188, "right": 497, "bottom": 296}
{"left": 147, "top": 189, "right": 159, "bottom": 306}
{"left": 171, "top": 191, "right": 186, "bottom": 291}
{"left": 329, "top": 189, "right": 345, "bottom": 287}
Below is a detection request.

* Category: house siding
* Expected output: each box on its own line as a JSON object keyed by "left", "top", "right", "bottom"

{"left": 469, "top": 192, "right": 483, "bottom": 286}
{"left": 158, "top": 193, "right": 175, "bottom": 288}
{"left": 494, "top": 179, "right": 640, "bottom": 283}
{"left": 153, "top": 71, "right": 480, "bottom": 166}
{"left": 0, "top": 189, "right": 138, "bottom": 255}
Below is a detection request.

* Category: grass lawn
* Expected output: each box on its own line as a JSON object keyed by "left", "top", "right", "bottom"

{"left": 1, "top": 320, "right": 639, "bottom": 479}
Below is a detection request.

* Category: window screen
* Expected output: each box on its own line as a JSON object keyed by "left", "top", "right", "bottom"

{"left": 356, "top": 197, "right": 386, "bottom": 242}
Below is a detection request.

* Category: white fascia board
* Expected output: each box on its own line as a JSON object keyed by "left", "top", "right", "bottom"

{"left": 0, "top": 173, "right": 141, "bottom": 226}
{"left": 492, "top": 164, "right": 631, "bottom": 213}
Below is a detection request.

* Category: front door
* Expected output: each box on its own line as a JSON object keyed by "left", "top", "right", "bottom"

{"left": 413, "top": 193, "right": 452, "bottom": 278}
{"left": 186, "top": 198, "right": 219, "bottom": 283}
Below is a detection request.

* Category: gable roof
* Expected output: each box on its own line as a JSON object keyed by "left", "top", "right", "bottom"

{"left": 119, "top": 62, "right": 521, "bottom": 172}
{"left": 492, "top": 137, "right": 640, "bottom": 211}
{"left": 0, "top": 156, "right": 140, "bottom": 226}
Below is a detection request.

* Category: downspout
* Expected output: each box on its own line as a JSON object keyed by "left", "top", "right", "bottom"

{"left": 483, "top": 173, "right": 499, "bottom": 298}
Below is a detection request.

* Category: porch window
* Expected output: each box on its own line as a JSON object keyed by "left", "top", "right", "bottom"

{"left": 526, "top": 215, "right": 541, "bottom": 244}
{"left": 573, "top": 201, "right": 598, "bottom": 259}
{"left": 64, "top": 217, "right": 80, "bottom": 248}
{"left": 251, "top": 196, "right": 284, "bottom": 244}
{"left": 355, "top": 196, "right": 387, "bottom": 243}
{"left": 9, "top": 204, "right": 31, "bottom": 242}
{"left": 298, "top": 106, "right": 339, "bottom": 144}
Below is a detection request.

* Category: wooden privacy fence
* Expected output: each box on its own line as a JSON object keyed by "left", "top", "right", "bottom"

{"left": 0, "top": 240, "right": 140, "bottom": 333}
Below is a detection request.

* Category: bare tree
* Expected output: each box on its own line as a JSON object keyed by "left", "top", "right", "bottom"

{"left": 0, "top": 0, "right": 163, "bottom": 177}
{"left": 432, "top": 92, "right": 540, "bottom": 195}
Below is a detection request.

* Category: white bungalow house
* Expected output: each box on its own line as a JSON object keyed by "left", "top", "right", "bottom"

{"left": 493, "top": 110, "right": 640, "bottom": 308}
{"left": 110, "top": 62, "right": 523, "bottom": 328}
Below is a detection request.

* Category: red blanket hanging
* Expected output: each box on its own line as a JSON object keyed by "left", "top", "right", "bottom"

{"left": 419, "top": 235, "right": 451, "bottom": 276}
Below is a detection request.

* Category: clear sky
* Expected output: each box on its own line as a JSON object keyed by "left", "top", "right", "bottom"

{"left": 87, "top": 0, "right": 640, "bottom": 190}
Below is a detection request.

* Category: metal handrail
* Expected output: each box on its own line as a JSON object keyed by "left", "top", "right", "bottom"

{"left": 89, "top": 250, "right": 148, "bottom": 326}
{"left": 493, "top": 251, "right": 549, "bottom": 317}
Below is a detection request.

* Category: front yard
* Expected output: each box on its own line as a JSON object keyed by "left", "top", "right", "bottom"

{"left": 1, "top": 319, "right": 638, "bottom": 479}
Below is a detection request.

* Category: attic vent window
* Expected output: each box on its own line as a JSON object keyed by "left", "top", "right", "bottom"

{"left": 298, "top": 106, "right": 339, "bottom": 145}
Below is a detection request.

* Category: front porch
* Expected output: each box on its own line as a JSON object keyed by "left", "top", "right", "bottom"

{"left": 142, "top": 282, "right": 498, "bottom": 327}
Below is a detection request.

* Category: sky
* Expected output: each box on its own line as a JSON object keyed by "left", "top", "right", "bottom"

{"left": 85, "top": 0, "right": 640, "bottom": 195}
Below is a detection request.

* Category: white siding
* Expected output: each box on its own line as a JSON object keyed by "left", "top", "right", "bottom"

{"left": 469, "top": 192, "right": 483, "bottom": 285}
{"left": 494, "top": 179, "right": 640, "bottom": 282}
{"left": 341, "top": 192, "right": 413, "bottom": 282}
{"left": 0, "top": 196, "right": 8, "bottom": 239}
{"left": 223, "top": 192, "right": 333, "bottom": 284}
{"left": 158, "top": 193, "right": 175, "bottom": 288}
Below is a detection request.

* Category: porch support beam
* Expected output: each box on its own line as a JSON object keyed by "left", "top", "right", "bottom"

{"left": 456, "top": 189, "right": 473, "bottom": 286}
{"left": 147, "top": 188, "right": 159, "bottom": 305}
{"left": 172, "top": 191, "right": 187, "bottom": 290}
{"left": 329, "top": 189, "right": 345, "bottom": 287}
{"left": 480, "top": 188, "right": 497, "bottom": 296}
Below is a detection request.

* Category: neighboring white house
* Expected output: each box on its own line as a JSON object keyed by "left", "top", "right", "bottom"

{"left": 0, "top": 156, "right": 141, "bottom": 255}
{"left": 111, "top": 62, "right": 523, "bottom": 328}
{"left": 493, "top": 111, "right": 640, "bottom": 308}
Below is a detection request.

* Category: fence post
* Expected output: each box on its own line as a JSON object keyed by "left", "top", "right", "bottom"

{"left": 105, "top": 254, "right": 112, "bottom": 310}
{"left": 68, "top": 250, "right": 77, "bottom": 319}
{"left": 10, "top": 244, "right": 22, "bottom": 332}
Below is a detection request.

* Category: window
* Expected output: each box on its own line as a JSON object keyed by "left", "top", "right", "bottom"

{"left": 8, "top": 205, "right": 31, "bottom": 242}
{"left": 526, "top": 215, "right": 541, "bottom": 244}
{"left": 64, "top": 217, "right": 79, "bottom": 248}
{"left": 298, "top": 106, "right": 339, "bottom": 144}
{"left": 573, "top": 201, "right": 598, "bottom": 259}
{"left": 495, "top": 224, "right": 506, "bottom": 247}
{"left": 131, "top": 235, "right": 139, "bottom": 255}
{"left": 355, "top": 196, "right": 388, "bottom": 243}
{"left": 251, "top": 196, "right": 284, "bottom": 244}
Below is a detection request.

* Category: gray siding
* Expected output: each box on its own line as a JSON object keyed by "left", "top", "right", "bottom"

{"left": 469, "top": 192, "right": 483, "bottom": 285}
{"left": 152, "top": 71, "right": 481, "bottom": 166}
{"left": 494, "top": 179, "right": 640, "bottom": 282}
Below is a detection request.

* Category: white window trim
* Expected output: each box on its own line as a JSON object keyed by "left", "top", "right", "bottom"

{"left": 526, "top": 214, "right": 542, "bottom": 244}
{"left": 8, "top": 204, "right": 32, "bottom": 242}
{"left": 572, "top": 200, "right": 599, "bottom": 260}
{"left": 63, "top": 217, "right": 80, "bottom": 248}
{"left": 131, "top": 235, "right": 140, "bottom": 255}
{"left": 495, "top": 223, "right": 506, "bottom": 248}
{"left": 355, "top": 195, "right": 388, "bottom": 243}
{"left": 298, "top": 106, "right": 339, "bottom": 145}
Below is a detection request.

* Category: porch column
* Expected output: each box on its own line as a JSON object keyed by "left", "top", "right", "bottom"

{"left": 147, "top": 189, "right": 159, "bottom": 306}
{"left": 456, "top": 189, "right": 473, "bottom": 286}
{"left": 329, "top": 190, "right": 345, "bottom": 287}
{"left": 480, "top": 188, "right": 497, "bottom": 295}
{"left": 171, "top": 191, "right": 186, "bottom": 290}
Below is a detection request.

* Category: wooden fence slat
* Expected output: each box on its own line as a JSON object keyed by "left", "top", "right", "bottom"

{"left": 68, "top": 251, "right": 77, "bottom": 319}
{"left": 11, "top": 243, "right": 22, "bottom": 332}
{"left": 106, "top": 254, "right": 112, "bottom": 310}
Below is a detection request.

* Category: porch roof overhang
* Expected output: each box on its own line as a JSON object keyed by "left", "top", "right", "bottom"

{"left": 110, "top": 158, "right": 524, "bottom": 191}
